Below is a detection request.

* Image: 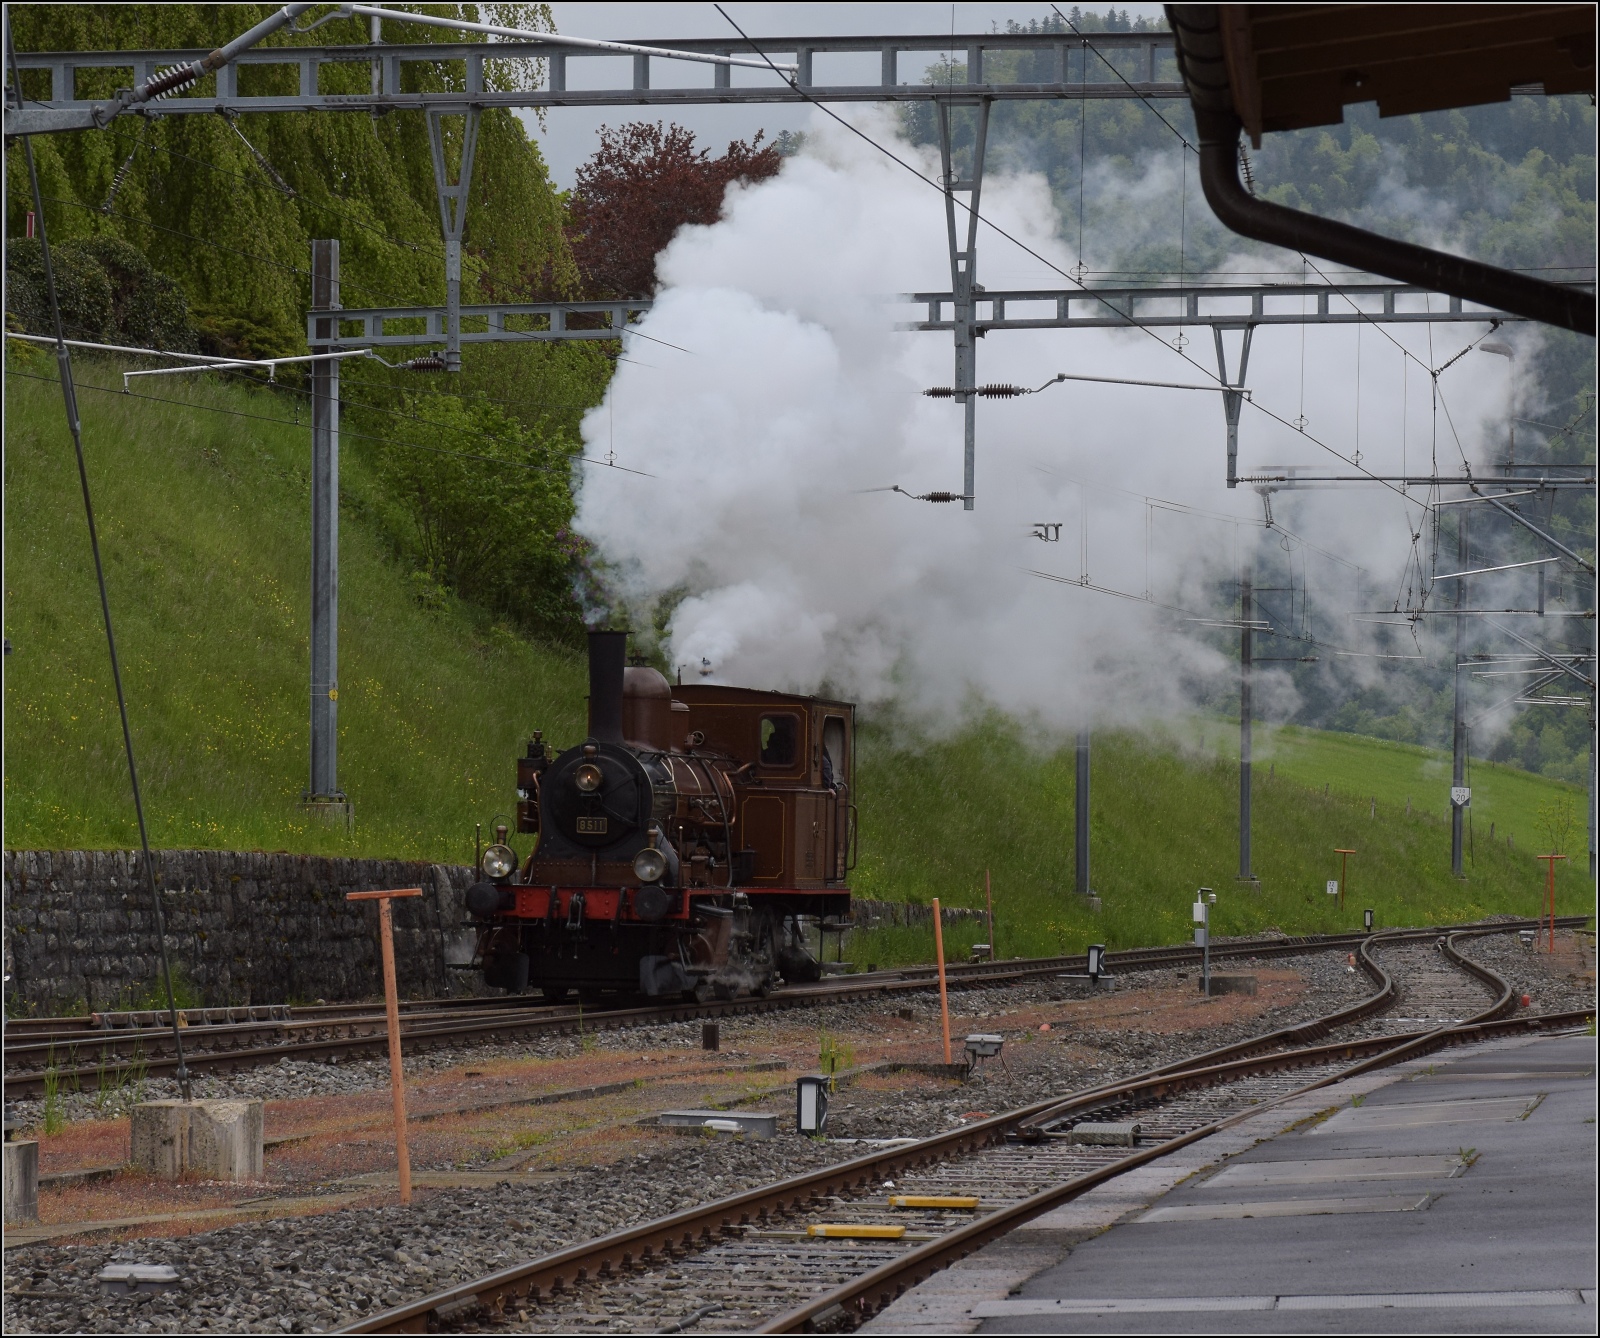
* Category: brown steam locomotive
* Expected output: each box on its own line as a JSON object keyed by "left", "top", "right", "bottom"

{"left": 465, "top": 631, "right": 856, "bottom": 1001}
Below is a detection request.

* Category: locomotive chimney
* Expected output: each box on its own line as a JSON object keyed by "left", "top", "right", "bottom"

{"left": 586, "top": 629, "right": 628, "bottom": 745}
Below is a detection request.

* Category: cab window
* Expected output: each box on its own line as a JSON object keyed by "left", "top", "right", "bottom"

{"left": 759, "top": 714, "right": 798, "bottom": 767}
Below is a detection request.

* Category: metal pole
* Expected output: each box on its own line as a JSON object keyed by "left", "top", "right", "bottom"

{"left": 1213, "top": 325, "right": 1254, "bottom": 489}
{"left": 1590, "top": 600, "right": 1597, "bottom": 882}
{"left": 9, "top": 42, "right": 192, "bottom": 1098}
{"left": 426, "top": 107, "right": 480, "bottom": 372}
{"left": 931, "top": 898, "right": 951, "bottom": 1064}
{"left": 938, "top": 98, "right": 989, "bottom": 511}
{"left": 1451, "top": 509, "right": 1468, "bottom": 876}
{"left": 1202, "top": 902, "right": 1210, "bottom": 996}
{"left": 985, "top": 869, "right": 995, "bottom": 960}
{"left": 347, "top": 888, "right": 421, "bottom": 1203}
{"left": 1239, "top": 559, "right": 1253, "bottom": 880}
{"left": 379, "top": 896, "right": 412, "bottom": 1204}
{"left": 1075, "top": 727, "right": 1091, "bottom": 897}
{"left": 309, "top": 240, "right": 340, "bottom": 802}
{"left": 1589, "top": 689, "right": 1596, "bottom": 882}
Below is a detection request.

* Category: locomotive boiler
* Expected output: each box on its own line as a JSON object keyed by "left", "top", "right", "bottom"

{"left": 466, "top": 630, "right": 855, "bottom": 1001}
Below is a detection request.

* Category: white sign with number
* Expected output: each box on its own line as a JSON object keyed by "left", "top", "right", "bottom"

{"left": 1326, "top": 880, "right": 1339, "bottom": 896}
{"left": 1451, "top": 786, "right": 1471, "bottom": 807}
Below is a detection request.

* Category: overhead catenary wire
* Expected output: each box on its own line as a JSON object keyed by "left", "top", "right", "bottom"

{"left": 711, "top": 7, "right": 1431, "bottom": 508}
{"left": 7, "top": 321, "right": 641, "bottom": 470}
{"left": 5, "top": 366, "right": 655, "bottom": 478}
{"left": 925, "top": 371, "right": 1248, "bottom": 398}
{"left": 6, "top": 30, "right": 194, "bottom": 1101}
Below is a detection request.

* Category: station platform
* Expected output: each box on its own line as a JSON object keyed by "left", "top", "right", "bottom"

{"left": 864, "top": 1031, "right": 1597, "bottom": 1334}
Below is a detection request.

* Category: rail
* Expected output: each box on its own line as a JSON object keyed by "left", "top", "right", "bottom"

{"left": 333, "top": 921, "right": 1591, "bottom": 1334}
{"left": 5, "top": 917, "right": 1582, "bottom": 1099}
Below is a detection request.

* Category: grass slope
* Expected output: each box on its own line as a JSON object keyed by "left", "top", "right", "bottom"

{"left": 1192, "top": 719, "right": 1580, "bottom": 855}
{"left": 4, "top": 353, "right": 585, "bottom": 860}
{"left": 5, "top": 360, "right": 1588, "bottom": 963}
{"left": 851, "top": 719, "right": 1588, "bottom": 966}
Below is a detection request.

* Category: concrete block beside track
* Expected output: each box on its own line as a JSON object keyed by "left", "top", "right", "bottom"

{"left": 1203, "top": 973, "right": 1257, "bottom": 996}
{"left": 131, "top": 1098, "right": 263, "bottom": 1180}
{"left": 3, "top": 1138, "right": 39, "bottom": 1223}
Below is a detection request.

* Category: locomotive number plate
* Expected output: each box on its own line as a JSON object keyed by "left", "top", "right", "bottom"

{"left": 575, "top": 816, "right": 608, "bottom": 834}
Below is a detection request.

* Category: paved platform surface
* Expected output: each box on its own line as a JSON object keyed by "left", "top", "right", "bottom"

{"left": 863, "top": 1032, "right": 1596, "bottom": 1334}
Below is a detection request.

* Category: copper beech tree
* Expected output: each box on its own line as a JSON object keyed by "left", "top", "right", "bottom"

{"left": 567, "top": 122, "right": 782, "bottom": 298}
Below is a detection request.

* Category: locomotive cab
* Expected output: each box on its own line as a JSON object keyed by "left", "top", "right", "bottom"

{"left": 469, "top": 630, "right": 854, "bottom": 1003}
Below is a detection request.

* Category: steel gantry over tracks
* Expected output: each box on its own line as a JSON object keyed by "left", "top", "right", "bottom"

{"left": 9, "top": 15, "right": 1590, "bottom": 818}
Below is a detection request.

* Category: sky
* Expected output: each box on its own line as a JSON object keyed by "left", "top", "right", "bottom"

{"left": 528, "top": 3, "right": 1169, "bottom": 186}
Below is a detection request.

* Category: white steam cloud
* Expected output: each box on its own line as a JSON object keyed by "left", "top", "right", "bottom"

{"left": 574, "top": 110, "right": 1514, "bottom": 736}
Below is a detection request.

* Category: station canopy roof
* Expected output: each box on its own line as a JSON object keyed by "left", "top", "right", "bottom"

{"left": 1212, "top": 3, "right": 1597, "bottom": 147}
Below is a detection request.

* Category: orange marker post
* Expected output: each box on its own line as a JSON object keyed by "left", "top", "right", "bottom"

{"left": 347, "top": 887, "right": 423, "bottom": 1205}
{"left": 1334, "top": 849, "right": 1356, "bottom": 911}
{"left": 985, "top": 870, "right": 995, "bottom": 961}
{"left": 931, "top": 897, "right": 952, "bottom": 1064}
{"left": 1536, "top": 854, "right": 1567, "bottom": 952}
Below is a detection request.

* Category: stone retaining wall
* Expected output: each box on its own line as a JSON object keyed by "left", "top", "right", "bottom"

{"left": 3, "top": 850, "right": 480, "bottom": 1016}
{"left": 852, "top": 898, "right": 987, "bottom": 928}
{"left": 1, "top": 853, "right": 985, "bottom": 1015}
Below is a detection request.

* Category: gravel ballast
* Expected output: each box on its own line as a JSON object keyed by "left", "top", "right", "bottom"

{"left": 6, "top": 933, "right": 1589, "bottom": 1336}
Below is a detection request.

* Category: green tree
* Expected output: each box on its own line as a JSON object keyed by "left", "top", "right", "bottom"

{"left": 5, "top": 4, "right": 576, "bottom": 357}
{"left": 369, "top": 390, "right": 589, "bottom": 642}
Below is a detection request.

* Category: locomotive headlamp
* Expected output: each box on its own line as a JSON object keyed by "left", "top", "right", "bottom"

{"left": 633, "top": 847, "right": 668, "bottom": 883}
{"left": 481, "top": 843, "right": 516, "bottom": 879}
{"left": 574, "top": 761, "right": 604, "bottom": 793}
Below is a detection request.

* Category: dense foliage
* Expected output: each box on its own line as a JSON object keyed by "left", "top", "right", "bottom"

{"left": 566, "top": 123, "right": 782, "bottom": 298}
{"left": 5, "top": 3, "right": 574, "bottom": 357}
{"left": 5, "top": 235, "right": 196, "bottom": 350}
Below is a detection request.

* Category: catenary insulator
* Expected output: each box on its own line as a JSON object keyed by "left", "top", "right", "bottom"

{"left": 922, "top": 386, "right": 957, "bottom": 398}
{"left": 146, "top": 63, "right": 201, "bottom": 99}
{"left": 977, "top": 384, "right": 1026, "bottom": 398}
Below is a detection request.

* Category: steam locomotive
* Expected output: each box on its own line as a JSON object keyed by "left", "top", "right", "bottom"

{"left": 465, "top": 631, "right": 855, "bottom": 1001}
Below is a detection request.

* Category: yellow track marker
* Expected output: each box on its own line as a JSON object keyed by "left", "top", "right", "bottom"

{"left": 807, "top": 1224, "right": 906, "bottom": 1239}
{"left": 889, "top": 1195, "right": 980, "bottom": 1210}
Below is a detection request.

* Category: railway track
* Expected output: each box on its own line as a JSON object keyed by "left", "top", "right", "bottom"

{"left": 4, "top": 917, "right": 1580, "bottom": 1100}
{"left": 14, "top": 920, "right": 1559, "bottom": 1100}
{"left": 335, "top": 923, "right": 1593, "bottom": 1335}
